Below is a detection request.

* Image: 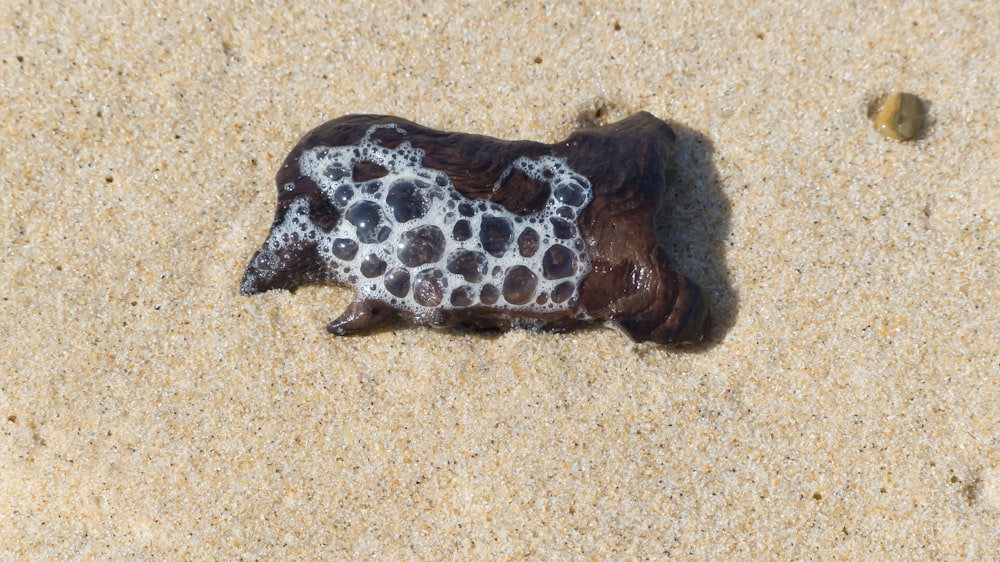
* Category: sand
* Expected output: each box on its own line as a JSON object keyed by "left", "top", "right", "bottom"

{"left": 2, "top": 1, "right": 998, "bottom": 559}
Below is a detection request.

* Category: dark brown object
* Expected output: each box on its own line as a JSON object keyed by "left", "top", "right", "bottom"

{"left": 241, "top": 112, "right": 708, "bottom": 344}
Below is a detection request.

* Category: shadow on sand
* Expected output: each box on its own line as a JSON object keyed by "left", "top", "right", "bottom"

{"left": 655, "top": 120, "right": 736, "bottom": 350}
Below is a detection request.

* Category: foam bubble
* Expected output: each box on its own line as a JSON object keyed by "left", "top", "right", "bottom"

{"left": 266, "top": 124, "right": 593, "bottom": 318}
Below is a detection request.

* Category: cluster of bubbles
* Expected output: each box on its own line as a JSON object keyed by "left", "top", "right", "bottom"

{"left": 265, "top": 124, "right": 593, "bottom": 316}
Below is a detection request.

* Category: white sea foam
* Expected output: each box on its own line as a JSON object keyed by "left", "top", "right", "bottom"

{"left": 266, "top": 124, "right": 594, "bottom": 316}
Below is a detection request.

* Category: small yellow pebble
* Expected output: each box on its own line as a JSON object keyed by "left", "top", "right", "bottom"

{"left": 875, "top": 92, "right": 927, "bottom": 140}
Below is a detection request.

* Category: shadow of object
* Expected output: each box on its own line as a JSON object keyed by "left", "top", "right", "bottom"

{"left": 656, "top": 121, "right": 736, "bottom": 349}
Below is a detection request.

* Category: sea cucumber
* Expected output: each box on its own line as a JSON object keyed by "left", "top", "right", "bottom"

{"left": 241, "top": 112, "right": 708, "bottom": 344}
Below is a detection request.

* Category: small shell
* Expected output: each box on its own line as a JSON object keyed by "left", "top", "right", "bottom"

{"left": 874, "top": 92, "right": 927, "bottom": 141}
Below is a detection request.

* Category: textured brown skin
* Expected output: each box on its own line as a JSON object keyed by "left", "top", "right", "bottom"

{"left": 242, "top": 112, "right": 708, "bottom": 344}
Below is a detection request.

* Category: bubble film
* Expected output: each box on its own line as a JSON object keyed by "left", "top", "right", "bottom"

{"left": 261, "top": 124, "right": 592, "bottom": 318}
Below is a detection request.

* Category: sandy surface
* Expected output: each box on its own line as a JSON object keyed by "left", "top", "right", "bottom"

{"left": 2, "top": 1, "right": 998, "bottom": 559}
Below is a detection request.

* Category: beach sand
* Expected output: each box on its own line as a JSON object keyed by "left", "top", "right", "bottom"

{"left": 2, "top": 1, "right": 998, "bottom": 558}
